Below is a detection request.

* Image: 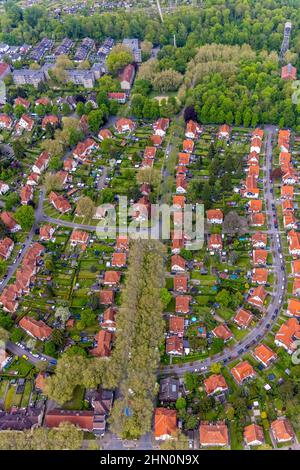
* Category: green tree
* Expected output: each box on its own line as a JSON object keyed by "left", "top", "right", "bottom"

{"left": 15, "top": 205, "right": 35, "bottom": 231}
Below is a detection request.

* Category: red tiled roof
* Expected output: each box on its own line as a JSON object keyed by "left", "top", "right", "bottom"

{"left": 234, "top": 308, "right": 253, "bottom": 328}
{"left": 212, "top": 324, "right": 233, "bottom": 341}
{"left": 154, "top": 408, "right": 177, "bottom": 439}
{"left": 231, "top": 361, "right": 256, "bottom": 384}
{"left": 91, "top": 330, "right": 113, "bottom": 357}
{"left": 204, "top": 375, "right": 228, "bottom": 395}
{"left": 199, "top": 422, "right": 229, "bottom": 446}
{"left": 169, "top": 316, "right": 185, "bottom": 335}
{"left": 19, "top": 316, "right": 52, "bottom": 340}
{"left": 45, "top": 410, "right": 94, "bottom": 431}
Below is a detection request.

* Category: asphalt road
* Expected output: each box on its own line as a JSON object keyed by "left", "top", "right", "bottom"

{"left": 161, "top": 125, "right": 287, "bottom": 377}
{"left": 0, "top": 187, "right": 45, "bottom": 294}
{"left": 6, "top": 340, "right": 54, "bottom": 365}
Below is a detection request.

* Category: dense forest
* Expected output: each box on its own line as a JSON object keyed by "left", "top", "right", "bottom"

{"left": 1, "top": 0, "right": 300, "bottom": 128}
{"left": 1, "top": 0, "right": 300, "bottom": 60}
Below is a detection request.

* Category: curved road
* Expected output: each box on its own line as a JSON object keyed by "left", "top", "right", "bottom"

{"left": 161, "top": 125, "right": 287, "bottom": 376}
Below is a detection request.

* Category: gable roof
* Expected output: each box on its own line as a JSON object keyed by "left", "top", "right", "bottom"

{"left": 231, "top": 360, "right": 256, "bottom": 384}
{"left": 199, "top": 422, "right": 229, "bottom": 446}
{"left": 154, "top": 408, "right": 177, "bottom": 439}
{"left": 19, "top": 316, "right": 52, "bottom": 340}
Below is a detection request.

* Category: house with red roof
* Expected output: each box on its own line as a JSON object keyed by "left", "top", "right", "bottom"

{"left": 32, "top": 151, "right": 49, "bottom": 174}
{"left": 248, "top": 286, "right": 267, "bottom": 308}
{"left": 42, "top": 115, "right": 59, "bottom": 130}
{"left": 91, "top": 330, "right": 113, "bottom": 357}
{"left": 45, "top": 410, "right": 94, "bottom": 431}
{"left": 173, "top": 274, "right": 188, "bottom": 292}
{"left": 0, "top": 62, "right": 11, "bottom": 80}
{"left": 212, "top": 324, "right": 233, "bottom": 342}
{"left": 218, "top": 124, "right": 230, "bottom": 140}
{"left": 234, "top": 308, "right": 253, "bottom": 329}
{"left": 103, "top": 271, "right": 121, "bottom": 286}
{"left": 283, "top": 213, "right": 298, "bottom": 230}
{"left": 0, "top": 113, "right": 13, "bottom": 130}
{"left": 175, "top": 295, "right": 191, "bottom": 314}
{"left": 115, "top": 118, "right": 135, "bottom": 133}
{"left": 250, "top": 213, "right": 265, "bottom": 227}
{"left": 244, "top": 424, "right": 264, "bottom": 447}
{"left": 98, "top": 128, "right": 113, "bottom": 141}
{"left": 252, "top": 128, "right": 264, "bottom": 140}
{"left": 15, "top": 114, "right": 34, "bottom": 133}
{"left": 282, "top": 167, "right": 298, "bottom": 185}
{"left": 64, "top": 158, "right": 77, "bottom": 172}
{"left": 248, "top": 199, "right": 262, "bottom": 213}
{"left": 204, "top": 375, "right": 228, "bottom": 396}
{"left": 208, "top": 234, "right": 223, "bottom": 253}
{"left": 242, "top": 175, "right": 259, "bottom": 199}
{"left": 288, "top": 230, "right": 300, "bottom": 257}
{"left": 101, "top": 307, "right": 117, "bottom": 331}
{"left": 19, "top": 316, "right": 52, "bottom": 341}
{"left": 292, "top": 278, "right": 300, "bottom": 296}
{"left": 111, "top": 252, "right": 127, "bottom": 267}
{"left": 166, "top": 336, "right": 184, "bottom": 356}
{"left": 115, "top": 235, "right": 129, "bottom": 251}
{"left": 253, "top": 344, "right": 277, "bottom": 368}
{"left": 108, "top": 92, "right": 126, "bottom": 103}
{"left": 185, "top": 120, "right": 202, "bottom": 140}
{"left": 247, "top": 151, "right": 259, "bottom": 166}
{"left": 14, "top": 97, "right": 30, "bottom": 109}
{"left": 281, "top": 63, "right": 297, "bottom": 80}
{"left": 250, "top": 137, "right": 262, "bottom": 154}
{"left": 27, "top": 173, "right": 40, "bottom": 186}
{"left": 292, "top": 260, "right": 300, "bottom": 277}
{"left": 251, "top": 232, "right": 267, "bottom": 248}
{"left": 176, "top": 175, "right": 187, "bottom": 194}
{"left": 99, "top": 290, "right": 114, "bottom": 305}
{"left": 252, "top": 268, "right": 268, "bottom": 285}
{"left": 182, "top": 139, "right": 194, "bottom": 154}
{"left": 35, "top": 97, "right": 51, "bottom": 107}
{"left": 231, "top": 361, "right": 256, "bottom": 385}
{"left": 0, "top": 237, "right": 14, "bottom": 261}
{"left": 150, "top": 134, "right": 163, "bottom": 147}
{"left": 253, "top": 249, "right": 267, "bottom": 266}
{"left": 0, "top": 212, "right": 21, "bottom": 232}
{"left": 206, "top": 209, "right": 223, "bottom": 224}
{"left": 178, "top": 153, "right": 190, "bottom": 166}
{"left": 48, "top": 192, "right": 71, "bottom": 214}
{"left": 144, "top": 146, "right": 156, "bottom": 160}
{"left": 173, "top": 195, "right": 185, "bottom": 209}
{"left": 199, "top": 422, "right": 229, "bottom": 447}
{"left": 271, "top": 418, "right": 294, "bottom": 443}
{"left": 275, "top": 318, "right": 300, "bottom": 354}
{"left": 73, "top": 138, "right": 99, "bottom": 162}
{"left": 171, "top": 255, "right": 186, "bottom": 272}
{"left": 287, "top": 298, "right": 300, "bottom": 317}
{"left": 39, "top": 225, "right": 55, "bottom": 242}
{"left": 281, "top": 185, "right": 294, "bottom": 200}
{"left": 154, "top": 408, "right": 177, "bottom": 441}
{"left": 70, "top": 230, "right": 89, "bottom": 247}
{"left": 169, "top": 316, "right": 185, "bottom": 336}
{"left": 153, "top": 118, "right": 169, "bottom": 137}
{"left": 0, "top": 285, "right": 19, "bottom": 313}
{"left": 120, "top": 64, "right": 135, "bottom": 90}
{"left": 20, "top": 185, "right": 33, "bottom": 205}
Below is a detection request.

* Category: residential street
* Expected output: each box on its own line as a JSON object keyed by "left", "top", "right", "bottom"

{"left": 0, "top": 187, "right": 45, "bottom": 294}
{"left": 162, "top": 125, "right": 287, "bottom": 377}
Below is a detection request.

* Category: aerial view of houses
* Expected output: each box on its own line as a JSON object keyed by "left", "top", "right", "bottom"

{"left": 0, "top": 0, "right": 300, "bottom": 457}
